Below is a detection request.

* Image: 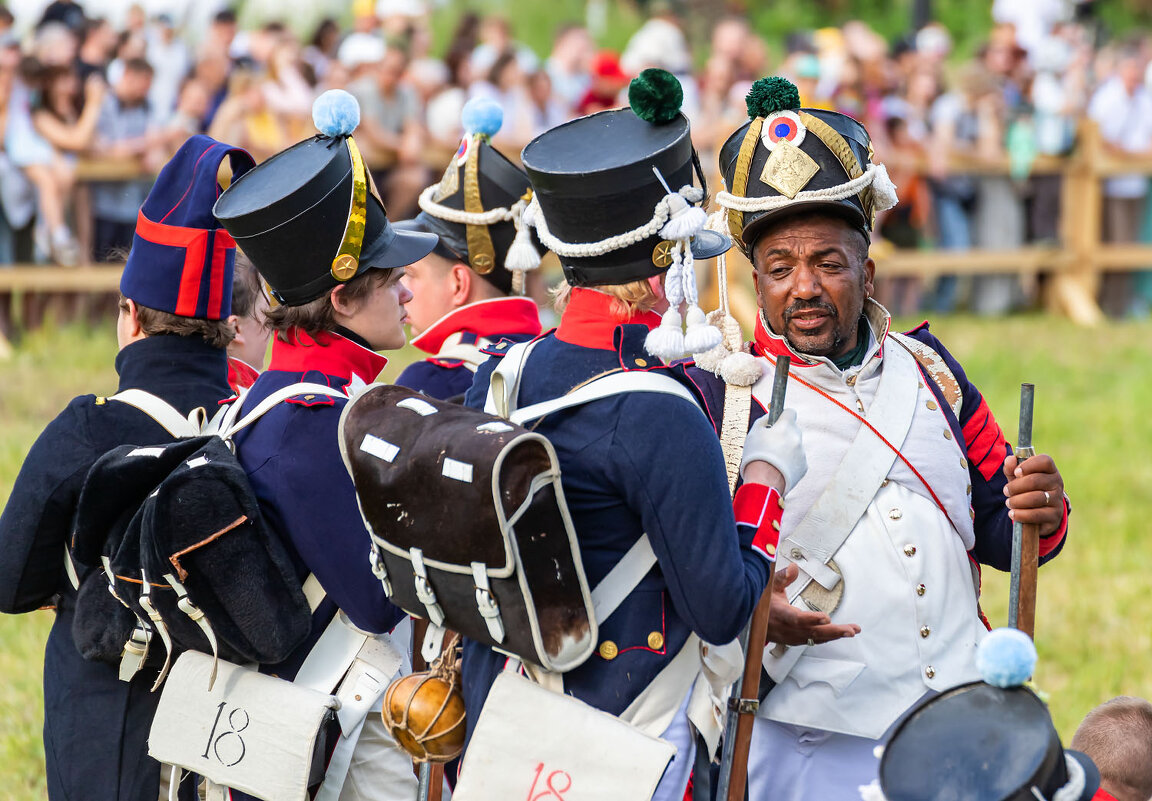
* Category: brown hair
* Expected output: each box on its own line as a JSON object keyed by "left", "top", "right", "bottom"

{"left": 550, "top": 278, "right": 660, "bottom": 318}
{"left": 1071, "top": 696, "right": 1152, "bottom": 801}
{"left": 119, "top": 295, "right": 235, "bottom": 349}
{"left": 231, "top": 251, "right": 264, "bottom": 320}
{"left": 265, "top": 268, "right": 394, "bottom": 341}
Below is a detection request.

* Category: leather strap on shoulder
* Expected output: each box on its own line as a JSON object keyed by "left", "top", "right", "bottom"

{"left": 222, "top": 382, "right": 346, "bottom": 439}
{"left": 485, "top": 339, "right": 539, "bottom": 418}
{"left": 108, "top": 389, "right": 202, "bottom": 438}
{"left": 509, "top": 371, "right": 701, "bottom": 426}
{"left": 589, "top": 533, "right": 657, "bottom": 625}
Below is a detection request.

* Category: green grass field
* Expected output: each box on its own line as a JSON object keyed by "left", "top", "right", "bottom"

{"left": 1, "top": 313, "right": 1150, "bottom": 795}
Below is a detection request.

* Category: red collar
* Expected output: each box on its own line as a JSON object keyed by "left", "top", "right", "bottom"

{"left": 227, "top": 357, "right": 260, "bottom": 392}
{"left": 1093, "top": 790, "right": 1118, "bottom": 801}
{"left": 554, "top": 287, "right": 661, "bottom": 350}
{"left": 267, "top": 328, "right": 388, "bottom": 383}
{"left": 410, "top": 296, "right": 542, "bottom": 355}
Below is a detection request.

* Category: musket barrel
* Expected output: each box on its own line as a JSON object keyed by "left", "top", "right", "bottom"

{"left": 1009, "top": 383, "right": 1038, "bottom": 635}
{"left": 717, "top": 356, "right": 790, "bottom": 801}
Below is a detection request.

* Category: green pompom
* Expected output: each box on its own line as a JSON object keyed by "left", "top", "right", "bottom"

{"left": 629, "top": 68, "right": 684, "bottom": 125}
{"left": 746, "top": 76, "right": 801, "bottom": 119}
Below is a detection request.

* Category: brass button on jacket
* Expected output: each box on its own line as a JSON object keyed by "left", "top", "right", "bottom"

{"left": 599, "top": 641, "right": 619, "bottom": 660}
{"left": 647, "top": 632, "right": 665, "bottom": 650}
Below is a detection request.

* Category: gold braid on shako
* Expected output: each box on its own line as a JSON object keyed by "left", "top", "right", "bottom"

{"left": 416, "top": 97, "right": 541, "bottom": 295}
{"left": 715, "top": 77, "right": 898, "bottom": 246}
{"left": 694, "top": 76, "right": 900, "bottom": 387}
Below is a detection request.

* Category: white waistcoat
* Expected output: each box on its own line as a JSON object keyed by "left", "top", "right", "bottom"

{"left": 755, "top": 317, "right": 987, "bottom": 739}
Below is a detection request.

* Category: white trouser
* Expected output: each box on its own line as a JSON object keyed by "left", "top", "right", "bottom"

{"left": 651, "top": 689, "right": 696, "bottom": 801}
{"left": 747, "top": 718, "right": 882, "bottom": 801}
{"left": 336, "top": 712, "right": 419, "bottom": 801}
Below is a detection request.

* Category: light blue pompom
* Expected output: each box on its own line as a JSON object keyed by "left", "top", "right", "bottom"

{"left": 976, "top": 627, "right": 1037, "bottom": 688}
{"left": 461, "top": 96, "right": 503, "bottom": 138}
{"left": 312, "top": 89, "right": 361, "bottom": 138}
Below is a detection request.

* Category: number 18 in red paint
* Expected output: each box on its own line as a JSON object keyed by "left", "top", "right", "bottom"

{"left": 527, "top": 762, "right": 572, "bottom": 801}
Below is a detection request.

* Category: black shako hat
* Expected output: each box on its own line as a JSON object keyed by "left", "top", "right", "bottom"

{"left": 213, "top": 90, "right": 437, "bottom": 306}
{"left": 397, "top": 96, "right": 542, "bottom": 296}
{"left": 717, "top": 77, "right": 899, "bottom": 256}
{"left": 520, "top": 69, "right": 729, "bottom": 289}
{"left": 872, "top": 629, "right": 1100, "bottom": 801}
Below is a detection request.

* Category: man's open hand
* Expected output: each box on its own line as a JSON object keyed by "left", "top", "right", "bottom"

{"left": 764, "top": 564, "right": 861, "bottom": 647}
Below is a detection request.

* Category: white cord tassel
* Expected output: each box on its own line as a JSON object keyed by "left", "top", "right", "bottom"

{"left": 645, "top": 309, "right": 686, "bottom": 361}
{"left": 858, "top": 780, "right": 888, "bottom": 801}
{"left": 870, "top": 162, "right": 899, "bottom": 213}
{"left": 719, "top": 350, "right": 763, "bottom": 385}
{"left": 659, "top": 189, "right": 708, "bottom": 241}
{"left": 646, "top": 237, "right": 688, "bottom": 360}
{"left": 504, "top": 199, "right": 541, "bottom": 274}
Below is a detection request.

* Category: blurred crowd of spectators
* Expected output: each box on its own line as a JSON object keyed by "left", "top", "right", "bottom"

{"left": 2, "top": 0, "right": 1152, "bottom": 317}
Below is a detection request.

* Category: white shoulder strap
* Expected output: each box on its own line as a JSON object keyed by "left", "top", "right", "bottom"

{"left": 435, "top": 340, "right": 490, "bottom": 373}
{"left": 589, "top": 533, "right": 657, "bottom": 625}
{"left": 509, "top": 371, "right": 701, "bottom": 426}
{"left": 108, "top": 389, "right": 203, "bottom": 438}
{"left": 223, "top": 382, "right": 347, "bottom": 439}
{"left": 484, "top": 339, "right": 539, "bottom": 418}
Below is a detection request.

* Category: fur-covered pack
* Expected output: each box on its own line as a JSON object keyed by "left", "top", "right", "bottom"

{"left": 69, "top": 383, "right": 343, "bottom": 687}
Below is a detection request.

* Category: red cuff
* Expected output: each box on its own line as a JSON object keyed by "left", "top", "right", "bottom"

{"left": 734, "top": 483, "right": 783, "bottom": 562}
{"left": 1038, "top": 495, "right": 1070, "bottom": 559}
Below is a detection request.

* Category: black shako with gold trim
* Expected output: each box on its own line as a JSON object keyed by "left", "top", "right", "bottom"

{"left": 397, "top": 98, "right": 542, "bottom": 296}
{"left": 213, "top": 90, "right": 436, "bottom": 307}
{"left": 719, "top": 76, "right": 892, "bottom": 255}
{"left": 520, "top": 74, "right": 728, "bottom": 288}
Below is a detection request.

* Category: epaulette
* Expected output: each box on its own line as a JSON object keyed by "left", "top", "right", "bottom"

{"left": 285, "top": 392, "right": 337, "bottom": 407}
{"left": 904, "top": 319, "right": 931, "bottom": 335}
{"left": 480, "top": 338, "right": 515, "bottom": 358}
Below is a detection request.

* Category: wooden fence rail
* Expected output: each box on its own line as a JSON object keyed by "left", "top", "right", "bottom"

{"left": 5, "top": 121, "right": 1150, "bottom": 326}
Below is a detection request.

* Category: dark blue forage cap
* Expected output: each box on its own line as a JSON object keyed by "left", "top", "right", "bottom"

{"left": 120, "top": 135, "right": 255, "bottom": 320}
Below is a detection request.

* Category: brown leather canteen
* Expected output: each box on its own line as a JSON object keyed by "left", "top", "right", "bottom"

{"left": 337, "top": 384, "right": 597, "bottom": 672}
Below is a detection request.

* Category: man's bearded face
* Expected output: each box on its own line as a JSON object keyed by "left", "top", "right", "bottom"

{"left": 751, "top": 215, "right": 874, "bottom": 359}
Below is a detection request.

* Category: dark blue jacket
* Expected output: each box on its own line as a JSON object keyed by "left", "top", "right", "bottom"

{"left": 230, "top": 329, "right": 407, "bottom": 682}
{"left": 688, "top": 321, "right": 1069, "bottom": 578}
{"left": 0, "top": 334, "right": 232, "bottom": 801}
{"left": 459, "top": 289, "right": 774, "bottom": 745}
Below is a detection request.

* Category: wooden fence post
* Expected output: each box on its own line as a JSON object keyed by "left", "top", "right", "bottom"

{"left": 1051, "top": 120, "right": 1105, "bottom": 325}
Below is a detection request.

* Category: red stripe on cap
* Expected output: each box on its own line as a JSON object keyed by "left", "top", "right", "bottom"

{"left": 134, "top": 208, "right": 227, "bottom": 318}
{"left": 206, "top": 229, "right": 235, "bottom": 318}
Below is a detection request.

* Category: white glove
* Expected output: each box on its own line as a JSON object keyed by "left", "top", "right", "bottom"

{"left": 739, "top": 408, "right": 807, "bottom": 493}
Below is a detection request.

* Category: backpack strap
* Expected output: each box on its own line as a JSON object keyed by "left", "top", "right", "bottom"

{"left": 509, "top": 370, "right": 702, "bottom": 426}
{"left": 484, "top": 339, "right": 539, "bottom": 418}
{"left": 222, "top": 382, "right": 348, "bottom": 439}
{"left": 590, "top": 533, "right": 657, "bottom": 625}
{"left": 108, "top": 389, "right": 204, "bottom": 438}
